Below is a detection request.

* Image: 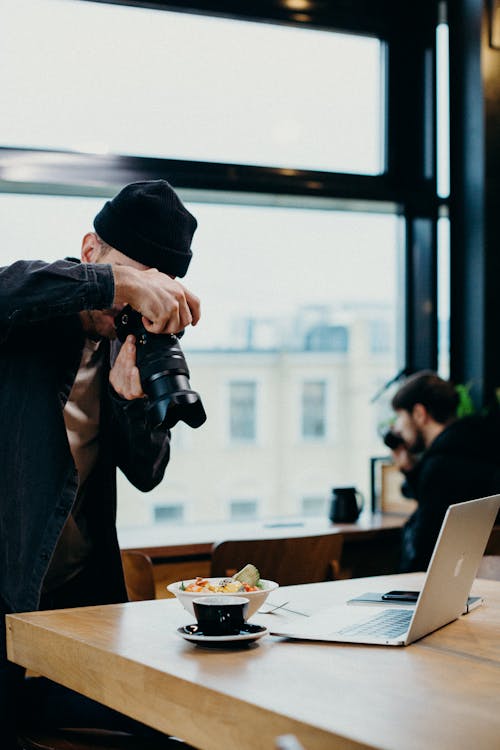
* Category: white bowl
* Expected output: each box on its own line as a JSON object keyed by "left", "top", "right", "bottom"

{"left": 167, "top": 577, "right": 279, "bottom": 618}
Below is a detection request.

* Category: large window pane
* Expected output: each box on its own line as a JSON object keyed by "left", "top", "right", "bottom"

{"left": 0, "top": 194, "right": 102, "bottom": 265}
{"left": 437, "top": 23, "right": 450, "bottom": 199}
{"left": 0, "top": 193, "right": 402, "bottom": 528}
{"left": 0, "top": 0, "right": 384, "bottom": 174}
{"left": 437, "top": 216, "right": 450, "bottom": 378}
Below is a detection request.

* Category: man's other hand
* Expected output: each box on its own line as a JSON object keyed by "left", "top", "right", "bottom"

{"left": 109, "top": 335, "right": 145, "bottom": 400}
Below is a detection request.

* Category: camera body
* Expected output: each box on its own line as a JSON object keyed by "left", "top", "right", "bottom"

{"left": 115, "top": 305, "right": 207, "bottom": 430}
{"left": 382, "top": 429, "right": 405, "bottom": 450}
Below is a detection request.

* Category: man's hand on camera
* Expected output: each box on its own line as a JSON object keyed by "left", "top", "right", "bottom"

{"left": 113, "top": 266, "right": 201, "bottom": 335}
{"left": 109, "top": 335, "right": 145, "bottom": 400}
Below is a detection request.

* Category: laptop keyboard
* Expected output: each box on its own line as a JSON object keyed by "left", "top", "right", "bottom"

{"left": 337, "top": 609, "right": 413, "bottom": 639}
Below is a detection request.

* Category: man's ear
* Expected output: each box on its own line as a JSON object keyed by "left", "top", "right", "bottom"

{"left": 81, "top": 232, "right": 100, "bottom": 263}
{"left": 412, "top": 402, "right": 428, "bottom": 427}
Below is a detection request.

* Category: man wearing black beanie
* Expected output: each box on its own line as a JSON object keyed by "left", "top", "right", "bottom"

{"left": 0, "top": 180, "right": 200, "bottom": 746}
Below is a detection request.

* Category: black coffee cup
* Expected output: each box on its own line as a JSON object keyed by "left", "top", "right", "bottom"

{"left": 193, "top": 596, "right": 249, "bottom": 636}
{"left": 329, "top": 486, "right": 365, "bottom": 523}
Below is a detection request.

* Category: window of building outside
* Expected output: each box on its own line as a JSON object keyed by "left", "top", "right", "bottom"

{"left": 0, "top": 0, "right": 406, "bottom": 533}
{"left": 230, "top": 500, "right": 259, "bottom": 521}
{"left": 230, "top": 382, "right": 257, "bottom": 441}
{"left": 301, "top": 496, "right": 328, "bottom": 517}
{"left": 302, "top": 381, "right": 327, "bottom": 439}
{"left": 154, "top": 504, "right": 184, "bottom": 524}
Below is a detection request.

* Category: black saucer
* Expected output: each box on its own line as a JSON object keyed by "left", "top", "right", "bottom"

{"left": 177, "top": 622, "right": 268, "bottom": 646}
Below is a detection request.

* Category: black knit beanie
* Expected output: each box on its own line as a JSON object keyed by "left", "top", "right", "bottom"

{"left": 93, "top": 180, "right": 197, "bottom": 277}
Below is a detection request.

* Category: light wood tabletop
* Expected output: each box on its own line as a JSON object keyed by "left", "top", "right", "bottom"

{"left": 6, "top": 573, "right": 500, "bottom": 750}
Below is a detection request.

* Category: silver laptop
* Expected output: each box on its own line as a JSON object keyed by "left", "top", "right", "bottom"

{"left": 270, "top": 494, "right": 500, "bottom": 646}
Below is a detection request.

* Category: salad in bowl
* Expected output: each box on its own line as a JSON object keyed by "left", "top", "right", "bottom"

{"left": 167, "top": 564, "right": 278, "bottom": 618}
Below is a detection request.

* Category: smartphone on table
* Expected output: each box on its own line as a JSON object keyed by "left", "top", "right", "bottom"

{"left": 381, "top": 590, "right": 419, "bottom": 602}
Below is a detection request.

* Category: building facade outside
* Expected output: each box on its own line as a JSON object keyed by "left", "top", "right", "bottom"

{"left": 117, "top": 306, "right": 397, "bottom": 531}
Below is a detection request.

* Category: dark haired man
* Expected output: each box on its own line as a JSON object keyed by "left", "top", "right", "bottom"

{"left": 0, "top": 180, "right": 200, "bottom": 745}
{"left": 390, "top": 371, "right": 500, "bottom": 572}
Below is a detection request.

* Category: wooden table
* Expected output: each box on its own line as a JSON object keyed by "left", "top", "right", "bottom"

{"left": 121, "top": 513, "right": 406, "bottom": 591}
{"left": 6, "top": 573, "right": 500, "bottom": 750}
{"left": 119, "top": 512, "right": 405, "bottom": 559}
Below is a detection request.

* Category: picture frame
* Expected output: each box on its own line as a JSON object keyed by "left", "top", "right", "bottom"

{"left": 490, "top": 0, "right": 500, "bottom": 50}
{"left": 370, "top": 455, "right": 417, "bottom": 516}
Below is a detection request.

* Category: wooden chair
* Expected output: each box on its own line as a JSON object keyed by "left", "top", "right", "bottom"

{"left": 211, "top": 533, "right": 344, "bottom": 585}
{"left": 476, "top": 555, "right": 500, "bottom": 581}
{"left": 120, "top": 550, "right": 156, "bottom": 601}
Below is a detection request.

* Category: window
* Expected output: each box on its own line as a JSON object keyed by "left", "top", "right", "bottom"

{"left": 0, "top": 194, "right": 401, "bottom": 528}
{"left": 301, "top": 496, "right": 328, "bottom": 517}
{"left": 0, "top": 0, "right": 384, "bottom": 174}
{"left": 437, "top": 216, "right": 450, "bottom": 379}
{"left": 182, "top": 204, "right": 400, "bottom": 353}
{"left": 229, "top": 499, "right": 258, "bottom": 521}
{"left": 305, "top": 325, "right": 349, "bottom": 353}
{"left": 153, "top": 504, "right": 184, "bottom": 524}
{"left": 436, "top": 19, "right": 451, "bottom": 378}
{"left": 437, "top": 22, "right": 450, "bottom": 199}
{"left": 0, "top": 194, "right": 104, "bottom": 266}
{"left": 302, "top": 381, "right": 327, "bottom": 439}
{"left": 2, "top": 0, "right": 436, "bottom": 533}
{"left": 229, "top": 381, "right": 257, "bottom": 441}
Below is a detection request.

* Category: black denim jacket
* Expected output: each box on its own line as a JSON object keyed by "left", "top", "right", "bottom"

{"left": 0, "top": 258, "right": 172, "bottom": 612}
{"left": 0, "top": 258, "right": 173, "bottom": 742}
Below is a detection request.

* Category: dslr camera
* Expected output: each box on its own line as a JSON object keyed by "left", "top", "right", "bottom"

{"left": 382, "top": 429, "right": 405, "bottom": 450}
{"left": 115, "top": 305, "right": 207, "bottom": 430}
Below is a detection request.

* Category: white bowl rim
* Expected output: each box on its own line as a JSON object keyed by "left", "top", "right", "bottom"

{"left": 167, "top": 578, "right": 278, "bottom": 595}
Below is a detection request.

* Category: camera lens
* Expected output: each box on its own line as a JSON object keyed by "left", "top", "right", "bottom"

{"left": 115, "top": 306, "right": 207, "bottom": 430}
{"left": 383, "top": 430, "right": 405, "bottom": 450}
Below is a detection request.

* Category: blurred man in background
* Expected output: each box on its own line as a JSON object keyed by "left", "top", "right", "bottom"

{"left": 389, "top": 371, "right": 500, "bottom": 571}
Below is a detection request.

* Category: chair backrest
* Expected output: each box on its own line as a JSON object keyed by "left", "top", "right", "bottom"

{"left": 210, "top": 533, "right": 343, "bottom": 586}
{"left": 120, "top": 550, "right": 156, "bottom": 601}
{"left": 476, "top": 555, "right": 500, "bottom": 581}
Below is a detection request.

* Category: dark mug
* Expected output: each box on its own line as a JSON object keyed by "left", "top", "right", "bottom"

{"left": 193, "top": 596, "right": 249, "bottom": 636}
{"left": 329, "top": 486, "right": 365, "bottom": 523}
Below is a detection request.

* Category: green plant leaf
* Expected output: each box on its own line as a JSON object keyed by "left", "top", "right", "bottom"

{"left": 455, "top": 383, "right": 476, "bottom": 418}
